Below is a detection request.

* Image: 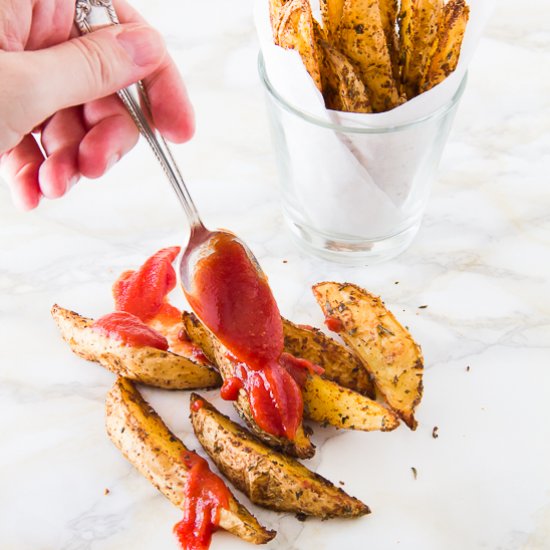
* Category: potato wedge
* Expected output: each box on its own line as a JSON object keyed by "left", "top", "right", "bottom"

{"left": 275, "top": 0, "right": 323, "bottom": 92}
{"left": 302, "top": 374, "right": 399, "bottom": 431}
{"left": 181, "top": 312, "right": 314, "bottom": 457}
{"left": 52, "top": 304, "right": 221, "bottom": 390}
{"left": 105, "top": 378, "right": 274, "bottom": 544}
{"left": 319, "top": 0, "right": 345, "bottom": 38}
{"left": 402, "top": 0, "right": 443, "bottom": 98}
{"left": 378, "top": 0, "right": 400, "bottom": 81}
{"left": 282, "top": 317, "right": 375, "bottom": 396}
{"left": 312, "top": 282, "right": 423, "bottom": 429}
{"left": 319, "top": 40, "right": 372, "bottom": 113}
{"left": 183, "top": 312, "right": 397, "bottom": 433}
{"left": 183, "top": 311, "right": 374, "bottom": 397}
{"left": 190, "top": 393, "right": 370, "bottom": 519}
{"left": 398, "top": 0, "right": 415, "bottom": 94}
{"left": 338, "top": 0, "right": 402, "bottom": 112}
{"left": 212, "top": 335, "right": 315, "bottom": 459}
{"left": 420, "top": 0, "right": 469, "bottom": 92}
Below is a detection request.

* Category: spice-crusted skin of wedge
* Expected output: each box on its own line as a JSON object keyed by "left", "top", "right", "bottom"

{"left": 51, "top": 305, "right": 221, "bottom": 390}
{"left": 105, "top": 378, "right": 275, "bottom": 544}
{"left": 190, "top": 393, "right": 370, "bottom": 519}
{"left": 420, "top": 0, "right": 469, "bottom": 92}
{"left": 183, "top": 311, "right": 394, "bottom": 433}
{"left": 181, "top": 311, "right": 314, "bottom": 458}
{"left": 312, "top": 283, "right": 424, "bottom": 430}
{"left": 338, "top": 0, "right": 402, "bottom": 112}
{"left": 302, "top": 373, "right": 399, "bottom": 431}
{"left": 282, "top": 317, "right": 375, "bottom": 397}
{"left": 318, "top": 40, "right": 372, "bottom": 113}
{"left": 319, "top": 0, "right": 345, "bottom": 39}
{"left": 275, "top": 0, "right": 324, "bottom": 91}
{"left": 402, "top": 0, "right": 443, "bottom": 98}
{"left": 184, "top": 311, "right": 375, "bottom": 398}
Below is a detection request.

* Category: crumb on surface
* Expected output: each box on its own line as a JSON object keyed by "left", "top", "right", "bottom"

{"left": 295, "top": 512, "right": 307, "bottom": 522}
{"left": 418, "top": 305, "right": 428, "bottom": 309}
{"left": 466, "top": 365, "right": 471, "bottom": 372}
{"left": 432, "top": 426, "right": 439, "bottom": 439}
{"left": 104, "top": 488, "right": 110, "bottom": 496}
{"left": 411, "top": 467, "right": 417, "bottom": 480}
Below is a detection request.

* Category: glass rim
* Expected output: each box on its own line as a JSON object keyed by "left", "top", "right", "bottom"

{"left": 258, "top": 52, "right": 467, "bottom": 134}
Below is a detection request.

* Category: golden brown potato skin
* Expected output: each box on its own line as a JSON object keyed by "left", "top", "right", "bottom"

{"left": 420, "top": 0, "right": 469, "bottom": 92}
{"left": 190, "top": 393, "right": 370, "bottom": 519}
{"left": 51, "top": 304, "right": 221, "bottom": 390}
{"left": 183, "top": 311, "right": 375, "bottom": 398}
{"left": 312, "top": 282, "right": 423, "bottom": 429}
{"left": 338, "top": 0, "right": 402, "bottom": 111}
{"left": 302, "top": 373, "right": 399, "bottom": 431}
{"left": 274, "top": 0, "right": 324, "bottom": 91}
{"left": 282, "top": 317, "right": 375, "bottom": 397}
{"left": 183, "top": 311, "right": 396, "bottom": 434}
{"left": 181, "top": 311, "right": 315, "bottom": 458}
{"left": 105, "top": 378, "right": 275, "bottom": 544}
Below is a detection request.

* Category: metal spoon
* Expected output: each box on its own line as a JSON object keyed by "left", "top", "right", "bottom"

{"left": 74, "top": 0, "right": 261, "bottom": 293}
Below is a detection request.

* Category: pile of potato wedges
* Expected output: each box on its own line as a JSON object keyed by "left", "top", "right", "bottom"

{"left": 270, "top": 0, "right": 470, "bottom": 113}
{"left": 52, "top": 277, "right": 424, "bottom": 547}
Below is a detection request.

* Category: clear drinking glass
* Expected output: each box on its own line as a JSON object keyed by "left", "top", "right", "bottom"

{"left": 259, "top": 54, "right": 467, "bottom": 265}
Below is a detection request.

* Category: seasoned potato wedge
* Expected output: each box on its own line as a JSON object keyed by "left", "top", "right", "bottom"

{"left": 182, "top": 312, "right": 314, "bottom": 457}
{"left": 302, "top": 374, "right": 399, "bottom": 431}
{"left": 190, "top": 393, "right": 370, "bottom": 519}
{"left": 275, "top": 0, "right": 323, "bottom": 91}
{"left": 402, "top": 0, "right": 444, "bottom": 97}
{"left": 319, "top": 0, "right": 345, "bottom": 38}
{"left": 183, "top": 311, "right": 374, "bottom": 397}
{"left": 282, "top": 317, "right": 375, "bottom": 396}
{"left": 312, "top": 282, "right": 423, "bottom": 429}
{"left": 398, "top": 0, "right": 415, "bottom": 94}
{"left": 338, "top": 0, "right": 402, "bottom": 111}
{"left": 211, "top": 335, "right": 315, "bottom": 459}
{"left": 183, "top": 312, "right": 396, "bottom": 433}
{"left": 378, "top": 0, "right": 400, "bottom": 80}
{"left": 420, "top": 0, "right": 469, "bottom": 92}
{"left": 319, "top": 40, "right": 372, "bottom": 113}
{"left": 51, "top": 304, "right": 221, "bottom": 390}
{"left": 105, "top": 378, "right": 274, "bottom": 544}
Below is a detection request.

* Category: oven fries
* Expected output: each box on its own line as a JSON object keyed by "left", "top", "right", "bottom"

{"left": 268, "top": 0, "right": 469, "bottom": 112}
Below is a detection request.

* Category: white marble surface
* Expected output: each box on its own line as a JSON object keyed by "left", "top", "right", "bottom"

{"left": 1, "top": 1, "right": 550, "bottom": 549}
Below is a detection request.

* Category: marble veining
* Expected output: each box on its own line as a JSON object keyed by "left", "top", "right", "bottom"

{"left": 1, "top": 0, "right": 550, "bottom": 549}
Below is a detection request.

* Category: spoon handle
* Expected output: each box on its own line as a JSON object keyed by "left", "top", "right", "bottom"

{"left": 74, "top": 0, "right": 204, "bottom": 230}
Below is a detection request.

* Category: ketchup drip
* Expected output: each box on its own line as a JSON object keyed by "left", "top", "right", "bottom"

{"left": 113, "top": 246, "right": 181, "bottom": 322}
{"left": 174, "top": 451, "right": 230, "bottom": 550}
{"left": 186, "top": 233, "right": 303, "bottom": 440}
{"left": 324, "top": 316, "right": 344, "bottom": 333}
{"left": 111, "top": 246, "right": 207, "bottom": 363}
{"left": 92, "top": 311, "right": 168, "bottom": 350}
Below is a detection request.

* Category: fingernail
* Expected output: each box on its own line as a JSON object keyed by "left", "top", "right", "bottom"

{"left": 117, "top": 26, "right": 165, "bottom": 67}
{"left": 105, "top": 154, "right": 120, "bottom": 172}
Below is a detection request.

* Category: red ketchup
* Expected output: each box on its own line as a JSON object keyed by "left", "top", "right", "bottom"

{"left": 111, "top": 246, "right": 209, "bottom": 359}
{"left": 279, "top": 352, "right": 324, "bottom": 387}
{"left": 324, "top": 316, "right": 344, "bottom": 333}
{"left": 185, "top": 233, "right": 303, "bottom": 440}
{"left": 220, "top": 376, "right": 243, "bottom": 401}
{"left": 174, "top": 451, "right": 231, "bottom": 550}
{"left": 92, "top": 312, "right": 168, "bottom": 350}
{"left": 113, "top": 246, "right": 181, "bottom": 322}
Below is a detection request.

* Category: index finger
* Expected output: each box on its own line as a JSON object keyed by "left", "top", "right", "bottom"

{"left": 113, "top": 0, "right": 195, "bottom": 143}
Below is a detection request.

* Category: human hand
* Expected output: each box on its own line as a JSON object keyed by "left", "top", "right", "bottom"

{"left": 0, "top": 0, "right": 194, "bottom": 210}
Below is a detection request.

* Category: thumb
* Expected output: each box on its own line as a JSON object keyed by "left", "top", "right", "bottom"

{"left": 9, "top": 23, "right": 166, "bottom": 130}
